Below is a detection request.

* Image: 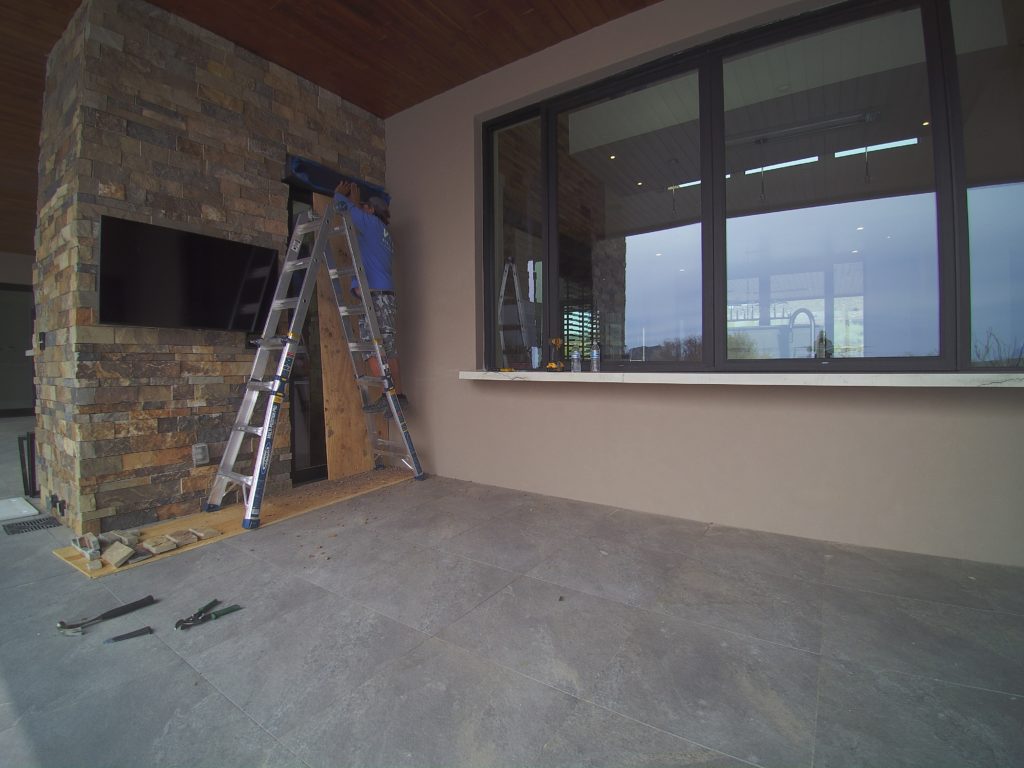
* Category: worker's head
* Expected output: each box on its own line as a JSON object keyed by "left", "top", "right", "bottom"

{"left": 365, "top": 196, "right": 390, "bottom": 226}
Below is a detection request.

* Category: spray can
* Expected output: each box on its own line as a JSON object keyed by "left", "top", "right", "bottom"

{"left": 570, "top": 349, "right": 582, "bottom": 372}
{"left": 590, "top": 342, "right": 601, "bottom": 372}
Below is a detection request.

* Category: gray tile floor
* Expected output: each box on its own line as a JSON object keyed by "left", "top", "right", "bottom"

{"left": 1, "top": 417, "right": 1022, "bottom": 767}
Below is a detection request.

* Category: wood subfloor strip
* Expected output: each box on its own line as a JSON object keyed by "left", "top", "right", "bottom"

{"left": 52, "top": 468, "right": 412, "bottom": 579}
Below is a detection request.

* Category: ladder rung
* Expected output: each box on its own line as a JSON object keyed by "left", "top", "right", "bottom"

{"left": 293, "top": 220, "right": 320, "bottom": 236}
{"left": 339, "top": 306, "right": 366, "bottom": 317}
{"left": 247, "top": 379, "right": 277, "bottom": 392}
{"left": 356, "top": 375, "right": 387, "bottom": 388}
{"left": 256, "top": 336, "right": 301, "bottom": 351}
{"left": 283, "top": 257, "right": 314, "bottom": 273}
{"left": 328, "top": 268, "right": 356, "bottom": 279}
{"left": 373, "top": 439, "right": 410, "bottom": 458}
{"left": 348, "top": 342, "right": 377, "bottom": 354}
{"left": 218, "top": 470, "right": 253, "bottom": 487}
{"left": 234, "top": 425, "right": 263, "bottom": 436}
{"left": 272, "top": 298, "right": 300, "bottom": 311}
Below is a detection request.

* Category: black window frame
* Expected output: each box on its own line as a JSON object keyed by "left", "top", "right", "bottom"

{"left": 481, "top": 0, "right": 1012, "bottom": 374}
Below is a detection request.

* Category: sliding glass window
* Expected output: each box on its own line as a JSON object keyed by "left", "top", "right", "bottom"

{"left": 490, "top": 116, "right": 545, "bottom": 369}
{"left": 952, "top": 0, "right": 1024, "bottom": 367}
{"left": 555, "top": 70, "right": 702, "bottom": 367}
{"left": 483, "top": 0, "right": 1013, "bottom": 373}
{"left": 723, "top": 8, "right": 939, "bottom": 362}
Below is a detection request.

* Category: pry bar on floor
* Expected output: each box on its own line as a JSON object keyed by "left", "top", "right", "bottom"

{"left": 58, "top": 595, "right": 156, "bottom": 636}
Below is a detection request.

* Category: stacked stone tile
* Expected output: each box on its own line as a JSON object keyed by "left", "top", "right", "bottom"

{"left": 35, "top": 0, "right": 385, "bottom": 534}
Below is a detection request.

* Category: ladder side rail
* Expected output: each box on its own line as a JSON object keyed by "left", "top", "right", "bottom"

{"left": 206, "top": 210, "right": 324, "bottom": 517}
{"left": 242, "top": 333, "right": 300, "bottom": 527}
{"left": 497, "top": 260, "right": 511, "bottom": 363}
{"left": 333, "top": 203, "right": 424, "bottom": 478}
{"left": 337, "top": 205, "right": 395, "bottom": 395}
{"left": 510, "top": 264, "right": 533, "bottom": 353}
{"left": 241, "top": 217, "right": 332, "bottom": 527}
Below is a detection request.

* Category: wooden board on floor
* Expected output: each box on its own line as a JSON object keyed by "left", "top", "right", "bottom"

{"left": 53, "top": 468, "right": 411, "bottom": 579}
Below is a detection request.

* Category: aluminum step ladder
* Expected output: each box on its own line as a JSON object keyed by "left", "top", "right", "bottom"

{"left": 205, "top": 200, "right": 425, "bottom": 529}
{"left": 497, "top": 257, "right": 535, "bottom": 368}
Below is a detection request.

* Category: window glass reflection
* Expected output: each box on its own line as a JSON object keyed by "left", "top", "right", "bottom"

{"left": 492, "top": 118, "right": 544, "bottom": 369}
{"left": 952, "top": 0, "right": 1024, "bottom": 366}
{"left": 724, "top": 9, "right": 940, "bottom": 361}
{"left": 557, "top": 70, "right": 701, "bottom": 366}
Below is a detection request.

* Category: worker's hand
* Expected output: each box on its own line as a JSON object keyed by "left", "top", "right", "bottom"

{"left": 335, "top": 180, "right": 351, "bottom": 196}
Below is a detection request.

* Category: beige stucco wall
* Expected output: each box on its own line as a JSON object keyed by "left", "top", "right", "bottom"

{"left": 385, "top": 0, "right": 1024, "bottom": 566}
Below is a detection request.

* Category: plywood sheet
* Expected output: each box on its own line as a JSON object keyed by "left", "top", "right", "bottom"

{"left": 53, "top": 468, "right": 411, "bottom": 579}
{"left": 312, "top": 192, "right": 375, "bottom": 479}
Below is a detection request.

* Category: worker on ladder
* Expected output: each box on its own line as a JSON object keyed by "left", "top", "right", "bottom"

{"left": 333, "top": 180, "right": 408, "bottom": 413}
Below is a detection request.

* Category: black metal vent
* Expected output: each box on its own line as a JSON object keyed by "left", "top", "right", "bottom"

{"left": 3, "top": 516, "right": 60, "bottom": 535}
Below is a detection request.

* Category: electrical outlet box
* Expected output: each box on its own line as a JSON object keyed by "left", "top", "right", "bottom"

{"left": 192, "top": 443, "right": 210, "bottom": 466}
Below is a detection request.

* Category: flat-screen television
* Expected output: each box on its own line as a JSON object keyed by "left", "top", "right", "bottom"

{"left": 99, "top": 215, "right": 279, "bottom": 333}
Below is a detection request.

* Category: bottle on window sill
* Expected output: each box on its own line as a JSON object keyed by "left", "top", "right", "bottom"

{"left": 570, "top": 349, "right": 582, "bottom": 372}
{"left": 590, "top": 342, "right": 601, "bottom": 372}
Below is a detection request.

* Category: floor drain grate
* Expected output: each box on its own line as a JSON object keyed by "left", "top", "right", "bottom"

{"left": 3, "top": 516, "right": 61, "bottom": 535}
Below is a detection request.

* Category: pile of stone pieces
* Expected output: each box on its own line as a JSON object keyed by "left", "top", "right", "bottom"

{"left": 70, "top": 526, "right": 221, "bottom": 572}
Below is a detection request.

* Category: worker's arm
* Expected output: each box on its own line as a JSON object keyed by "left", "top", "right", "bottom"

{"left": 334, "top": 179, "right": 361, "bottom": 205}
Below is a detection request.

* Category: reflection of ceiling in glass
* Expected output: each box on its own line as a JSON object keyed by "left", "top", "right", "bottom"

{"left": 950, "top": 0, "right": 1008, "bottom": 53}
{"left": 723, "top": 11, "right": 926, "bottom": 112}
{"left": 568, "top": 75, "right": 699, "bottom": 154}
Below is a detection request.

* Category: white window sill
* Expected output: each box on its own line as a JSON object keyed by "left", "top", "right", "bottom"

{"left": 459, "top": 370, "right": 1024, "bottom": 387}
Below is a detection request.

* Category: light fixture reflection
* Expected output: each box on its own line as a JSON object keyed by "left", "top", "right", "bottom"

{"left": 744, "top": 155, "right": 819, "bottom": 175}
{"left": 834, "top": 137, "right": 918, "bottom": 158}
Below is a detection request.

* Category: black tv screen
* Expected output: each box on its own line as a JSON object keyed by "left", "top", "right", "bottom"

{"left": 99, "top": 216, "right": 279, "bottom": 332}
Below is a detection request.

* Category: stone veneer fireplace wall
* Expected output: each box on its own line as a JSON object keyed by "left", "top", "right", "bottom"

{"left": 34, "top": 0, "right": 385, "bottom": 533}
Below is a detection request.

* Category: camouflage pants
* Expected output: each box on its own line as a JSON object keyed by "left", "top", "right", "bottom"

{"left": 359, "top": 291, "right": 398, "bottom": 359}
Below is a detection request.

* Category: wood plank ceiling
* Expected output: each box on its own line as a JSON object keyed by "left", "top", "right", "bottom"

{"left": 0, "top": 0, "right": 662, "bottom": 258}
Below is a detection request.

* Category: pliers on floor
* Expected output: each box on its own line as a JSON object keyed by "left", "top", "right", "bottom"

{"left": 174, "top": 599, "right": 242, "bottom": 630}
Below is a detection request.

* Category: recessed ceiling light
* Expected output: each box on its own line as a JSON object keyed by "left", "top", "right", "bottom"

{"left": 852, "top": 249, "right": 859, "bottom": 254}
{"left": 921, "top": 120, "right": 930, "bottom": 126}
{"left": 856, "top": 226, "right": 864, "bottom": 231}
{"left": 609, "top": 154, "right": 616, "bottom": 160}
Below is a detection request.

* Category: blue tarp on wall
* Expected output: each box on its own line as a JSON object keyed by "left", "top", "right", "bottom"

{"left": 283, "top": 155, "right": 390, "bottom": 203}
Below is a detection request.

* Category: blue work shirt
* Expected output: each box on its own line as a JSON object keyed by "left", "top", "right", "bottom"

{"left": 333, "top": 193, "right": 394, "bottom": 292}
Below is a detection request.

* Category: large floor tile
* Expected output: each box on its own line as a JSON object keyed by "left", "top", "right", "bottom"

{"left": 102, "top": 537, "right": 257, "bottom": 602}
{"left": 821, "top": 586, "right": 1024, "bottom": 693}
{"left": 190, "top": 590, "right": 428, "bottom": 737}
{"left": 528, "top": 537, "right": 685, "bottom": 609}
{"left": 584, "top": 612, "right": 819, "bottom": 768}
{"left": 0, "top": 526, "right": 73, "bottom": 587}
{"left": 0, "top": 570, "right": 112, "bottom": 646}
{"left": 815, "top": 658, "right": 1024, "bottom": 768}
{"left": 0, "top": 615, "right": 184, "bottom": 731}
{"left": 824, "top": 543, "right": 1003, "bottom": 609}
{"left": 953, "top": 559, "right": 1024, "bottom": 616}
{"left": 499, "top": 495, "right": 617, "bottom": 537}
{"left": 344, "top": 546, "right": 518, "bottom": 634}
{"left": 122, "top": 557, "right": 334, "bottom": 661}
{"left": 439, "top": 575, "right": 644, "bottom": 696}
{"left": 440, "top": 515, "right": 577, "bottom": 573}
{"left": 364, "top": 489, "right": 512, "bottom": 546}
{"left": 653, "top": 556, "right": 825, "bottom": 652}
{"left": 279, "top": 637, "right": 578, "bottom": 768}
{"left": 585, "top": 508, "right": 708, "bottom": 555}
{"left": 692, "top": 524, "right": 830, "bottom": 583}
{"left": 0, "top": 656, "right": 302, "bottom": 768}
{"left": 238, "top": 523, "right": 419, "bottom": 595}
{"left": 534, "top": 699, "right": 752, "bottom": 768}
